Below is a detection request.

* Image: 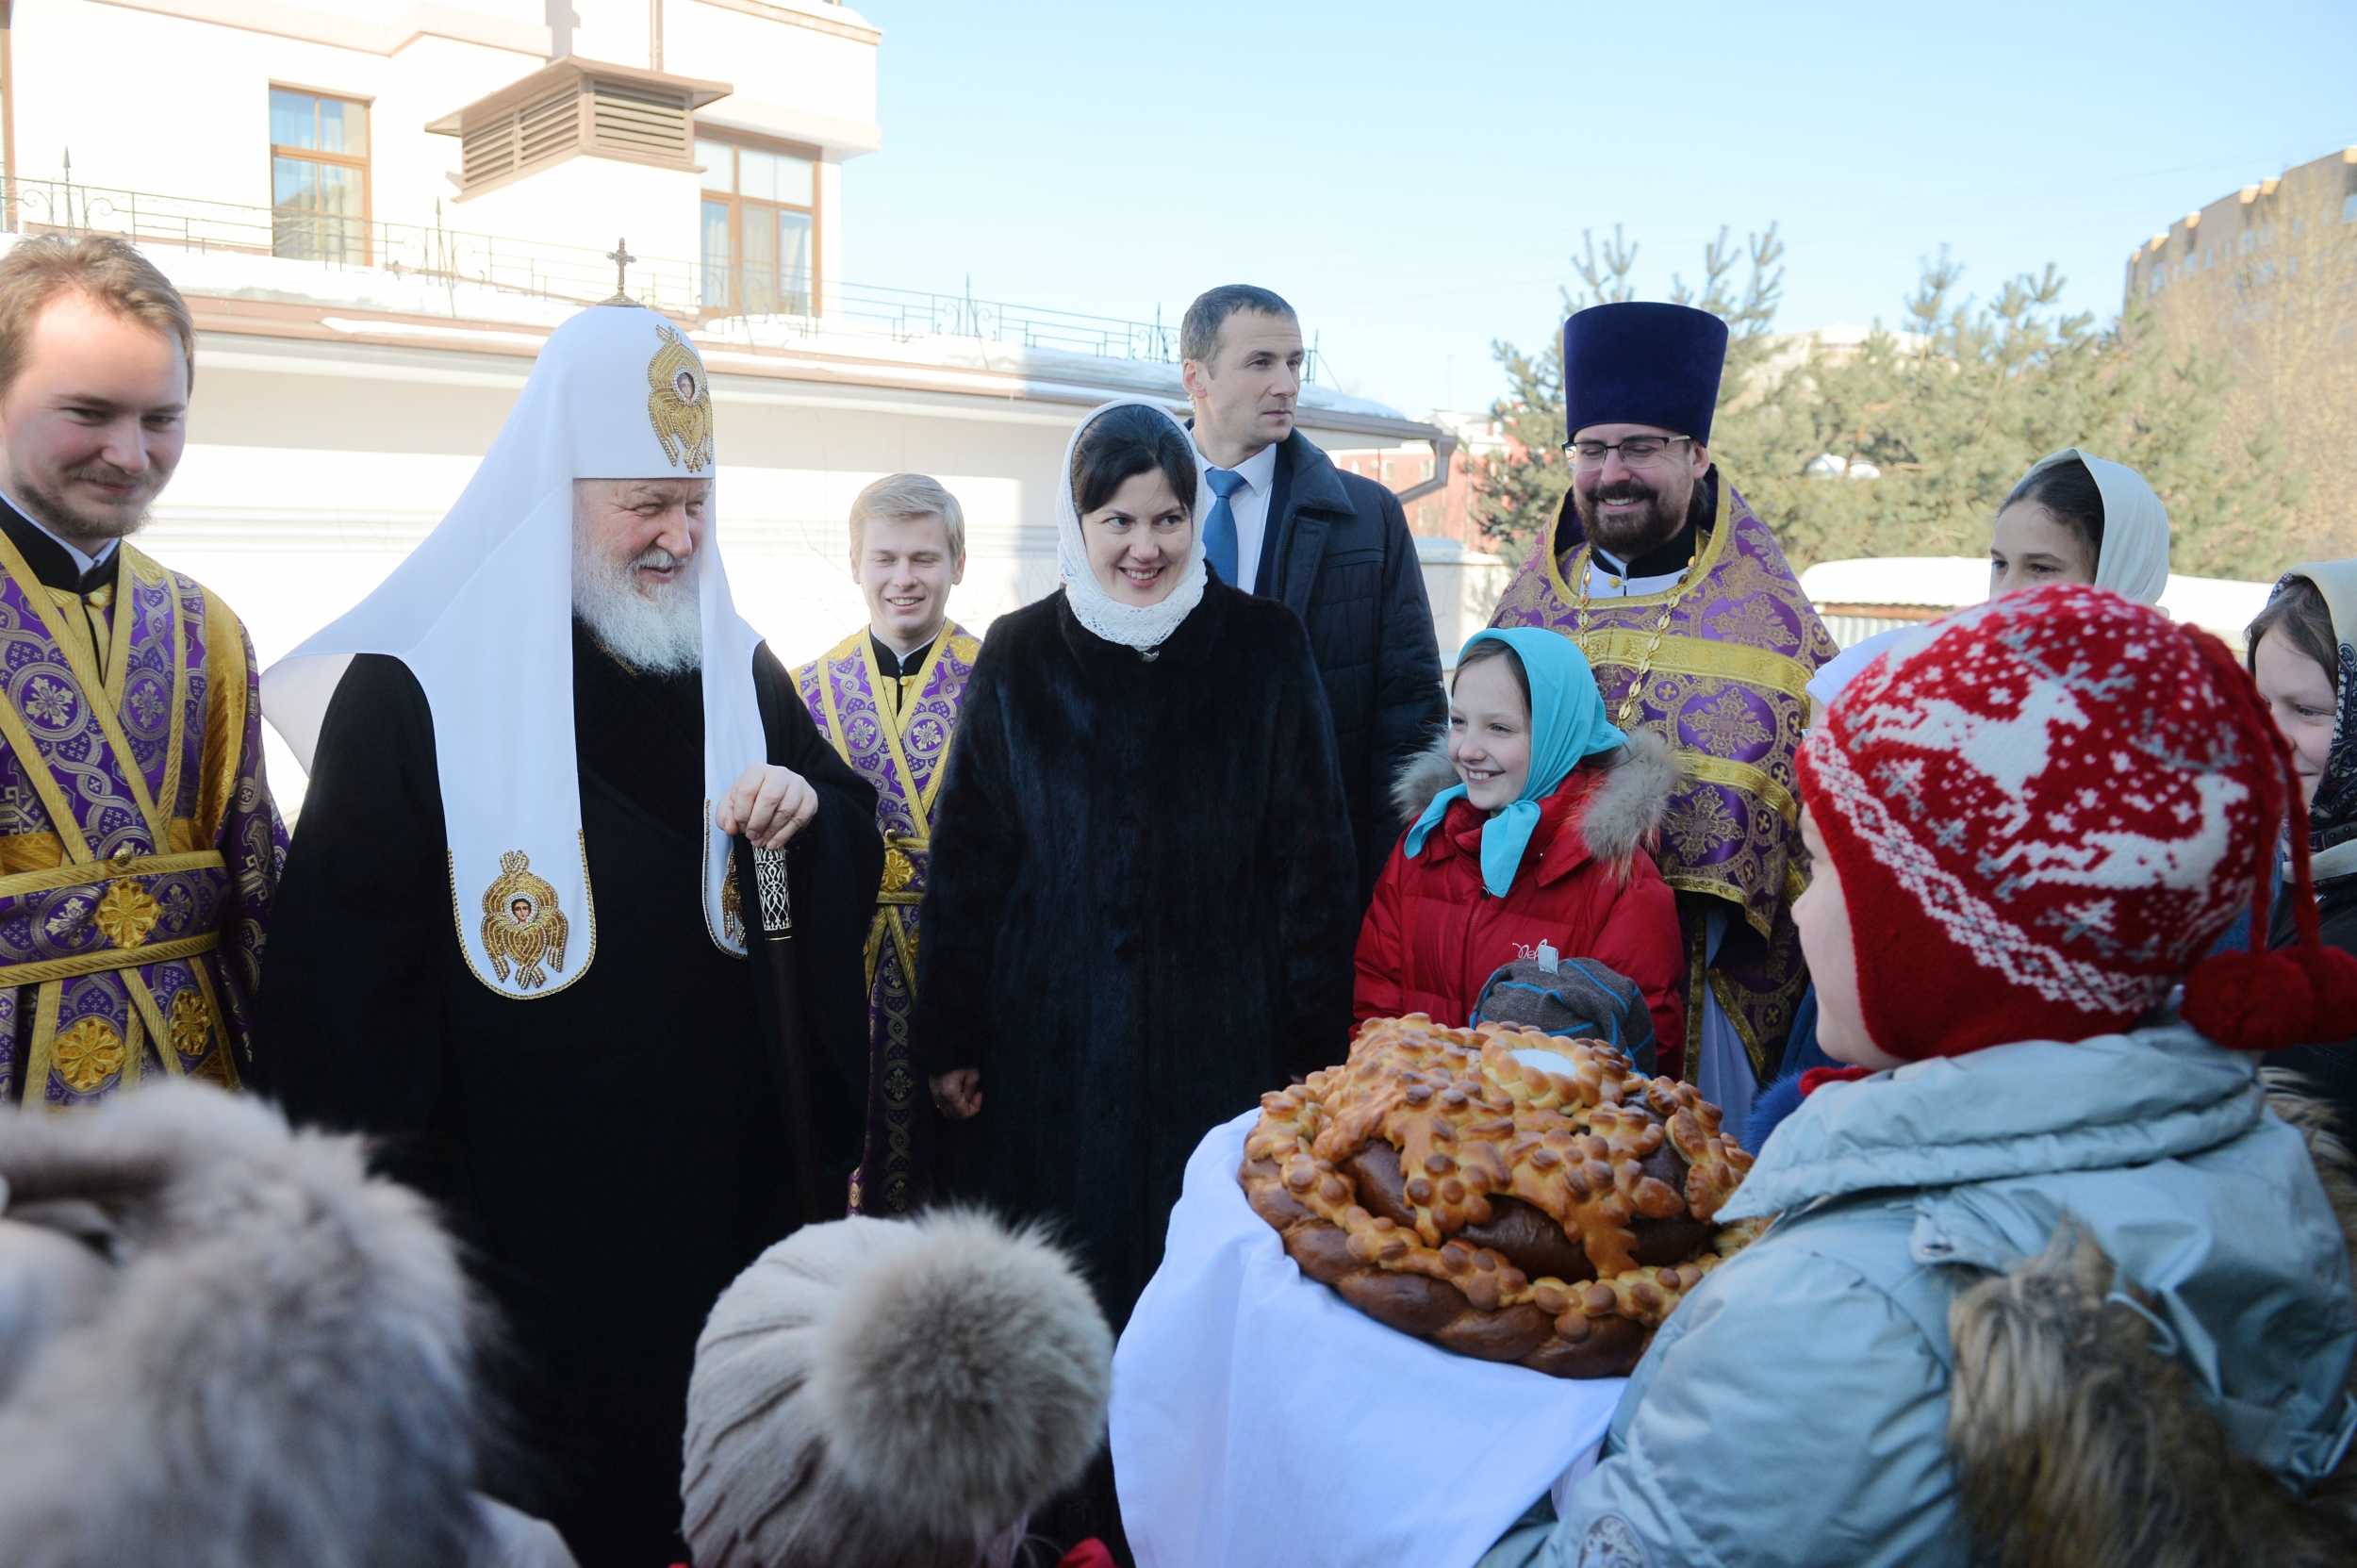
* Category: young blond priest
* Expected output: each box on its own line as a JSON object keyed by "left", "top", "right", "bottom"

{"left": 791, "top": 474, "right": 981, "bottom": 1213}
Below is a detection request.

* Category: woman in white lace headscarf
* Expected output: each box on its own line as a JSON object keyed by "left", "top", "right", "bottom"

{"left": 909, "top": 398, "right": 1359, "bottom": 1549}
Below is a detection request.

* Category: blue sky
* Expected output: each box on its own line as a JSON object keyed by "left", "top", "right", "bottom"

{"left": 843, "top": 0, "right": 2356, "bottom": 415}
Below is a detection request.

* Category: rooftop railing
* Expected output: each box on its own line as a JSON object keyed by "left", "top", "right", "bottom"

{"left": 4, "top": 173, "right": 1319, "bottom": 380}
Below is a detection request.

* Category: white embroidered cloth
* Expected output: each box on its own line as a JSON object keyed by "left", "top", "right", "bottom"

{"left": 1112, "top": 1110, "right": 1624, "bottom": 1568}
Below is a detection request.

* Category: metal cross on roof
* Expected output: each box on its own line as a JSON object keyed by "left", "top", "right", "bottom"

{"left": 602, "top": 238, "right": 637, "bottom": 305}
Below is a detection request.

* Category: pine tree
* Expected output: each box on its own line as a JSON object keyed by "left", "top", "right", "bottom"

{"left": 1472, "top": 232, "right": 2306, "bottom": 579}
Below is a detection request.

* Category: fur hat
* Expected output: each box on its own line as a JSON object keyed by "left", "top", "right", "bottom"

{"left": 681, "top": 1209, "right": 1113, "bottom": 1568}
{"left": 1799, "top": 585, "right": 2357, "bottom": 1061}
{"left": 0, "top": 1082, "right": 487, "bottom": 1568}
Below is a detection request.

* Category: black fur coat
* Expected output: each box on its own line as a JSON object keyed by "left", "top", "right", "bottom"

{"left": 913, "top": 582, "right": 1357, "bottom": 1324}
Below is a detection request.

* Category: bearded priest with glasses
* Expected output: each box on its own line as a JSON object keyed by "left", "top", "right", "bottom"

{"left": 1488, "top": 302, "right": 1834, "bottom": 1131}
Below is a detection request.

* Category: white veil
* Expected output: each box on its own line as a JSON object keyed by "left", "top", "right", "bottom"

{"left": 2018, "top": 446, "right": 2172, "bottom": 605}
{"left": 261, "top": 305, "right": 766, "bottom": 999}
{"left": 1811, "top": 448, "right": 2176, "bottom": 713}
{"left": 1055, "top": 399, "right": 1209, "bottom": 652}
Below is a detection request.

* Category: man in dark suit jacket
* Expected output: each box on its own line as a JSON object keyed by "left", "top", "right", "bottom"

{"left": 1180, "top": 284, "right": 1446, "bottom": 906}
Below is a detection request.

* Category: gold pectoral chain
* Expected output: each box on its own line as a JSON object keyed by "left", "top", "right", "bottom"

{"left": 1568, "top": 543, "right": 1697, "bottom": 729}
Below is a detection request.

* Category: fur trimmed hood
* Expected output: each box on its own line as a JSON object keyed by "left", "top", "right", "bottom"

{"left": 0, "top": 1083, "right": 487, "bottom": 1568}
{"left": 683, "top": 1208, "right": 1114, "bottom": 1568}
{"left": 1946, "top": 1072, "right": 2357, "bottom": 1568}
{"left": 1390, "top": 727, "right": 1677, "bottom": 876}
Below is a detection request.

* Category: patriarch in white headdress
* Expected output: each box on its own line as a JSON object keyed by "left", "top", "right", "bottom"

{"left": 262, "top": 305, "right": 779, "bottom": 989}
{"left": 250, "top": 301, "right": 882, "bottom": 1566}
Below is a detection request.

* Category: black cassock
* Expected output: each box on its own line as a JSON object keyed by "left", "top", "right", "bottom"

{"left": 254, "top": 623, "right": 880, "bottom": 1568}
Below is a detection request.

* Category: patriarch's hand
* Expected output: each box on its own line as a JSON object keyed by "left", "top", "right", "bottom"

{"left": 717, "top": 763, "right": 817, "bottom": 850}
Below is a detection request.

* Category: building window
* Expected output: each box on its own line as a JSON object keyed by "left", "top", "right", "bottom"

{"left": 698, "top": 136, "right": 817, "bottom": 317}
{"left": 270, "top": 87, "right": 370, "bottom": 263}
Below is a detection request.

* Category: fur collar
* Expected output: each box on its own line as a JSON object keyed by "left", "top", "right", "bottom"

{"left": 1946, "top": 1072, "right": 2357, "bottom": 1567}
{"left": 0, "top": 1083, "right": 488, "bottom": 1568}
{"left": 1389, "top": 727, "right": 1676, "bottom": 878}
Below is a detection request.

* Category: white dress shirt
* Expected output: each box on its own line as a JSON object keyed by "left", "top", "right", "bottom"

{"left": 1196, "top": 439, "right": 1280, "bottom": 594}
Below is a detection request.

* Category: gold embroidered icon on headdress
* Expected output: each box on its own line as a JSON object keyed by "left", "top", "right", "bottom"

{"left": 647, "top": 322, "right": 715, "bottom": 470}
{"left": 481, "top": 850, "right": 570, "bottom": 991}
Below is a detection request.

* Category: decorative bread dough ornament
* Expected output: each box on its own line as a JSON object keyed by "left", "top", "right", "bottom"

{"left": 1239, "top": 1015, "right": 1762, "bottom": 1378}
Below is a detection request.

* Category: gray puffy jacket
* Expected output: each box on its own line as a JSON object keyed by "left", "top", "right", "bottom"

{"left": 1479, "top": 1023, "right": 2357, "bottom": 1568}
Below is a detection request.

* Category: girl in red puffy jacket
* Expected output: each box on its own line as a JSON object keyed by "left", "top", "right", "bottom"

{"left": 1354, "top": 628, "right": 1686, "bottom": 1073}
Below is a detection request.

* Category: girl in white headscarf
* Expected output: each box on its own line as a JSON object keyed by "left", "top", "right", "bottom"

{"left": 1810, "top": 448, "right": 2175, "bottom": 716}
{"left": 2245, "top": 560, "right": 2357, "bottom": 1142}
{"left": 1986, "top": 447, "right": 2171, "bottom": 602}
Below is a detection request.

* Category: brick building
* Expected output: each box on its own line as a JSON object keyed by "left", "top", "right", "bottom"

{"left": 2125, "top": 147, "right": 2357, "bottom": 564}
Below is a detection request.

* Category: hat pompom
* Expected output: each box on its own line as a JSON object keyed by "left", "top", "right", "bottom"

{"left": 681, "top": 1211, "right": 1113, "bottom": 1568}
{"left": 2184, "top": 947, "right": 2357, "bottom": 1053}
{"left": 2184, "top": 951, "right": 2310, "bottom": 1052}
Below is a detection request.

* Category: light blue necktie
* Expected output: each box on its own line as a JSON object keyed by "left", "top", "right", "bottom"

{"left": 1202, "top": 466, "right": 1246, "bottom": 586}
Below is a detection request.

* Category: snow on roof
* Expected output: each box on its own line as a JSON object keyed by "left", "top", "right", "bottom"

{"left": 110, "top": 241, "right": 1429, "bottom": 431}
{"left": 1800, "top": 556, "right": 2272, "bottom": 636}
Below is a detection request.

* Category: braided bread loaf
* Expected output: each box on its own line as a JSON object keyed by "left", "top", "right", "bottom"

{"left": 1240, "top": 1015, "right": 1762, "bottom": 1378}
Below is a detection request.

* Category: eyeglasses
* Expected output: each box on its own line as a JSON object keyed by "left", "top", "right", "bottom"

{"left": 1561, "top": 435, "right": 1693, "bottom": 469}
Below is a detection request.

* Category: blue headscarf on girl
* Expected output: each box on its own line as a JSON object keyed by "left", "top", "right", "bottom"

{"left": 1405, "top": 628, "right": 1628, "bottom": 898}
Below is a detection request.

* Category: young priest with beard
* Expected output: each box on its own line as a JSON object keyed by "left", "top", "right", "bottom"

{"left": 253, "top": 305, "right": 879, "bottom": 1568}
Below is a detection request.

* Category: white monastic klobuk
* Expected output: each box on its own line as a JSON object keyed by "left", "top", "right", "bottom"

{"left": 261, "top": 305, "right": 766, "bottom": 999}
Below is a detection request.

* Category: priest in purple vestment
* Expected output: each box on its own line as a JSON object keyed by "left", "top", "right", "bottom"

{"left": 1489, "top": 302, "right": 1836, "bottom": 1131}
{"left": 792, "top": 471, "right": 981, "bottom": 1214}
{"left": 0, "top": 236, "right": 284, "bottom": 1108}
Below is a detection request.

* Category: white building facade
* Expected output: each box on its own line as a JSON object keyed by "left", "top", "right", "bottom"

{"left": 0, "top": 0, "right": 1448, "bottom": 794}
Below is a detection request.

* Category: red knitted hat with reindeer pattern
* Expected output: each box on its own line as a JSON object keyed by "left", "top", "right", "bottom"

{"left": 1796, "top": 585, "right": 2357, "bottom": 1061}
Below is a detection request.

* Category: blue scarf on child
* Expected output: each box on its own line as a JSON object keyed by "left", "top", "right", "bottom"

{"left": 1405, "top": 627, "right": 1627, "bottom": 898}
